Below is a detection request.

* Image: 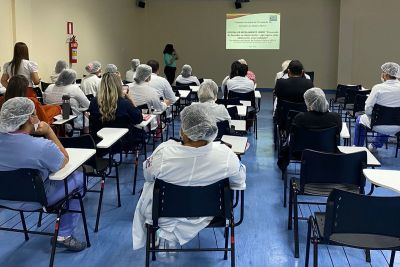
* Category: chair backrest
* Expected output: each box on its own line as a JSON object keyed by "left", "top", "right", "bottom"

{"left": 305, "top": 71, "right": 314, "bottom": 82}
{"left": 227, "top": 106, "right": 239, "bottom": 120}
{"left": 300, "top": 149, "right": 367, "bottom": 191}
{"left": 276, "top": 99, "right": 307, "bottom": 129}
{"left": 135, "top": 104, "right": 150, "bottom": 114}
{"left": 76, "top": 78, "right": 82, "bottom": 84}
{"left": 175, "top": 81, "right": 197, "bottom": 87}
{"left": 335, "top": 84, "right": 361, "bottom": 101}
{"left": 353, "top": 94, "right": 368, "bottom": 114}
{"left": 216, "top": 98, "right": 241, "bottom": 107}
{"left": 0, "top": 169, "right": 47, "bottom": 206}
{"left": 289, "top": 125, "right": 338, "bottom": 157}
{"left": 216, "top": 120, "right": 231, "bottom": 140}
{"left": 59, "top": 135, "right": 98, "bottom": 167}
{"left": 41, "top": 81, "right": 52, "bottom": 92}
{"left": 371, "top": 104, "right": 400, "bottom": 128}
{"left": 228, "top": 90, "right": 256, "bottom": 108}
{"left": 324, "top": 189, "right": 400, "bottom": 240}
{"left": 152, "top": 178, "right": 231, "bottom": 227}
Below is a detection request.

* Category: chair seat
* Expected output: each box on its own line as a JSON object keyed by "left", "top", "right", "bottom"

{"left": 83, "top": 157, "right": 109, "bottom": 174}
{"left": 315, "top": 212, "right": 400, "bottom": 249}
{"left": 294, "top": 180, "right": 360, "bottom": 197}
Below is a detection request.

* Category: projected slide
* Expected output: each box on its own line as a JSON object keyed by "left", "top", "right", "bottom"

{"left": 226, "top": 13, "right": 280, "bottom": 50}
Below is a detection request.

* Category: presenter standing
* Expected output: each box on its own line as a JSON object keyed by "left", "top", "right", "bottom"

{"left": 163, "top": 44, "right": 179, "bottom": 85}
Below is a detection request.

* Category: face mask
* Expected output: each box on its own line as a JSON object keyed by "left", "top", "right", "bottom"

{"left": 34, "top": 122, "right": 40, "bottom": 132}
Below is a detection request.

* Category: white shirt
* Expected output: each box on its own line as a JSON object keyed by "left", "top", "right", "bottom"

{"left": 128, "top": 82, "right": 167, "bottom": 111}
{"left": 193, "top": 101, "right": 231, "bottom": 123}
{"left": 132, "top": 140, "right": 246, "bottom": 249}
{"left": 149, "top": 73, "right": 177, "bottom": 103}
{"left": 44, "top": 83, "right": 90, "bottom": 128}
{"left": 125, "top": 70, "right": 136, "bottom": 83}
{"left": 3, "top": 59, "right": 38, "bottom": 87}
{"left": 360, "top": 79, "right": 400, "bottom": 135}
{"left": 80, "top": 74, "right": 101, "bottom": 96}
{"left": 175, "top": 75, "right": 200, "bottom": 86}
{"left": 227, "top": 76, "right": 255, "bottom": 93}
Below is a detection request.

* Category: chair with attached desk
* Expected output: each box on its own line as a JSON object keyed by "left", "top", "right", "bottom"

{"left": 0, "top": 169, "right": 90, "bottom": 267}
{"left": 329, "top": 84, "right": 361, "bottom": 114}
{"left": 145, "top": 178, "right": 244, "bottom": 267}
{"left": 228, "top": 91, "right": 258, "bottom": 138}
{"left": 288, "top": 149, "right": 367, "bottom": 258}
{"left": 305, "top": 189, "right": 400, "bottom": 267}
{"left": 41, "top": 81, "right": 53, "bottom": 92}
{"left": 362, "top": 104, "right": 400, "bottom": 157}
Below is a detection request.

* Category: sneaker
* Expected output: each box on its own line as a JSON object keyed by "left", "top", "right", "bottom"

{"left": 52, "top": 236, "right": 87, "bottom": 252}
{"left": 368, "top": 143, "right": 378, "bottom": 153}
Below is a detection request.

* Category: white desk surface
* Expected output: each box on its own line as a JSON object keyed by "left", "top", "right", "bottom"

{"left": 96, "top": 128, "right": 129, "bottom": 148}
{"left": 49, "top": 148, "right": 96, "bottom": 181}
{"left": 178, "top": 90, "right": 191, "bottom": 98}
{"left": 52, "top": 115, "right": 77, "bottom": 125}
{"left": 221, "top": 135, "right": 248, "bottom": 155}
{"left": 227, "top": 105, "right": 247, "bottom": 117}
{"left": 135, "top": 114, "right": 156, "bottom": 129}
{"left": 240, "top": 100, "right": 252, "bottom": 107}
{"left": 363, "top": 169, "right": 400, "bottom": 194}
{"left": 189, "top": 86, "right": 200, "bottom": 92}
{"left": 255, "top": 90, "right": 261, "bottom": 99}
{"left": 230, "top": 120, "right": 246, "bottom": 132}
{"left": 340, "top": 122, "right": 350, "bottom": 139}
{"left": 337, "top": 146, "right": 381, "bottom": 167}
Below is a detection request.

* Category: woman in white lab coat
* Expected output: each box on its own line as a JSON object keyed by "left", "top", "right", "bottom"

{"left": 81, "top": 61, "right": 102, "bottom": 97}
{"left": 132, "top": 104, "right": 246, "bottom": 250}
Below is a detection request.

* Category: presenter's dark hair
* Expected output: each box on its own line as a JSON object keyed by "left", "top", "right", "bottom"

{"left": 229, "top": 61, "right": 242, "bottom": 79}
{"left": 5, "top": 75, "right": 29, "bottom": 101}
{"left": 163, "top": 44, "right": 174, "bottom": 55}
{"left": 287, "top": 60, "right": 304, "bottom": 76}
{"left": 237, "top": 64, "right": 248, "bottom": 77}
{"left": 147, "top": 60, "right": 159, "bottom": 73}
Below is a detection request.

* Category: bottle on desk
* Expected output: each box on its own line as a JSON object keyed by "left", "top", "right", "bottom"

{"left": 62, "top": 94, "right": 71, "bottom": 120}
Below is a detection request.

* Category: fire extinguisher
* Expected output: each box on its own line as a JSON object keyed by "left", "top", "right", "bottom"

{"left": 69, "top": 35, "right": 78, "bottom": 64}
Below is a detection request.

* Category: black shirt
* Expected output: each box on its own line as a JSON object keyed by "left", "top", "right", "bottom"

{"left": 274, "top": 77, "right": 314, "bottom": 103}
{"left": 293, "top": 111, "right": 342, "bottom": 134}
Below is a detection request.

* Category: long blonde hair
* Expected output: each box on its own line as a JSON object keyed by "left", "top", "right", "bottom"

{"left": 98, "top": 73, "right": 123, "bottom": 122}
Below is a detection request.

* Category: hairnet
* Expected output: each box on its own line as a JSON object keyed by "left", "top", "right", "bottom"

{"left": 381, "top": 62, "right": 400, "bottom": 78}
{"left": 303, "top": 87, "right": 329, "bottom": 112}
{"left": 131, "top": 59, "right": 140, "bottom": 71}
{"left": 55, "top": 60, "right": 68, "bottom": 74}
{"left": 85, "top": 61, "right": 102, "bottom": 74}
{"left": 180, "top": 104, "right": 218, "bottom": 142}
{"left": 238, "top": 59, "right": 247, "bottom": 65}
{"left": 0, "top": 97, "right": 35, "bottom": 133}
{"left": 181, "top": 65, "right": 192, "bottom": 78}
{"left": 134, "top": 64, "right": 152, "bottom": 83}
{"left": 198, "top": 79, "right": 218, "bottom": 103}
{"left": 281, "top": 60, "right": 291, "bottom": 71}
{"left": 55, "top": 69, "right": 77, "bottom": 86}
{"left": 105, "top": 64, "right": 119, "bottom": 74}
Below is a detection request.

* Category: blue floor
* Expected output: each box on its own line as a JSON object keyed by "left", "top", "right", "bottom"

{"left": 1, "top": 92, "right": 399, "bottom": 267}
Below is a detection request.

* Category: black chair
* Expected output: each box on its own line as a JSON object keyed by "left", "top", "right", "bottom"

{"left": 227, "top": 106, "right": 239, "bottom": 120}
{"left": 305, "top": 71, "right": 315, "bottom": 82}
{"left": 216, "top": 98, "right": 241, "bottom": 107}
{"left": 216, "top": 120, "right": 232, "bottom": 140}
{"left": 0, "top": 169, "right": 90, "bottom": 267}
{"left": 175, "top": 81, "right": 197, "bottom": 87}
{"left": 306, "top": 189, "right": 400, "bottom": 267}
{"left": 228, "top": 91, "right": 258, "bottom": 138}
{"left": 33, "top": 87, "right": 44, "bottom": 104}
{"left": 288, "top": 149, "right": 367, "bottom": 258}
{"left": 346, "top": 94, "right": 368, "bottom": 145}
{"left": 281, "top": 126, "right": 339, "bottom": 208}
{"left": 41, "top": 81, "right": 53, "bottom": 92}
{"left": 362, "top": 104, "right": 400, "bottom": 157}
{"left": 145, "top": 178, "right": 244, "bottom": 267}
{"left": 329, "top": 84, "right": 361, "bottom": 114}
{"left": 75, "top": 78, "right": 82, "bottom": 84}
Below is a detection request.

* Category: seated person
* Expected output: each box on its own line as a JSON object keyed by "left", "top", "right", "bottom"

{"left": 195, "top": 79, "right": 231, "bottom": 124}
{"left": 238, "top": 59, "right": 256, "bottom": 83}
{"left": 226, "top": 63, "right": 254, "bottom": 94}
{"left": 132, "top": 104, "right": 246, "bottom": 249}
{"left": 128, "top": 64, "right": 169, "bottom": 111}
{"left": 0, "top": 75, "right": 61, "bottom": 124}
{"left": 147, "top": 59, "right": 177, "bottom": 104}
{"left": 50, "top": 60, "right": 68, "bottom": 83}
{"left": 81, "top": 61, "right": 102, "bottom": 97}
{"left": 354, "top": 62, "right": 400, "bottom": 152}
{"left": 0, "top": 66, "right": 5, "bottom": 94}
{"left": 44, "top": 69, "right": 90, "bottom": 131}
{"left": 0, "top": 97, "right": 87, "bottom": 251}
{"left": 275, "top": 59, "right": 311, "bottom": 83}
{"left": 88, "top": 72, "right": 143, "bottom": 144}
{"left": 125, "top": 59, "right": 140, "bottom": 83}
{"left": 175, "top": 64, "right": 200, "bottom": 86}
{"left": 221, "top": 61, "right": 242, "bottom": 98}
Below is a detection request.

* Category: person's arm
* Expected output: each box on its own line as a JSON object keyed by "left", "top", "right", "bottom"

{"left": 1, "top": 73, "right": 9, "bottom": 88}
{"left": 364, "top": 86, "right": 379, "bottom": 116}
{"left": 28, "top": 61, "right": 40, "bottom": 85}
{"left": 226, "top": 151, "right": 246, "bottom": 190}
{"left": 125, "top": 99, "right": 143, "bottom": 125}
{"left": 31, "top": 72, "right": 41, "bottom": 85}
{"left": 75, "top": 87, "right": 90, "bottom": 108}
{"left": 164, "top": 81, "right": 177, "bottom": 103}
{"left": 143, "top": 145, "right": 165, "bottom": 182}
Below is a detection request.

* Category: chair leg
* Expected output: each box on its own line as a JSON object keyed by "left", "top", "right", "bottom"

{"left": 390, "top": 251, "right": 396, "bottom": 267}
{"left": 313, "top": 240, "right": 318, "bottom": 267}
{"left": 365, "top": 249, "right": 371, "bottom": 262}
{"left": 94, "top": 175, "right": 106, "bottom": 232}
{"left": 151, "top": 229, "right": 156, "bottom": 261}
{"left": 133, "top": 150, "right": 139, "bottom": 195}
{"left": 77, "top": 193, "right": 91, "bottom": 247}
{"left": 230, "top": 222, "right": 235, "bottom": 267}
{"left": 396, "top": 136, "right": 399, "bottom": 158}
{"left": 19, "top": 211, "right": 29, "bottom": 241}
{"left": 283, "top": 169, "right": 288, "bottom": 208}
{"left": 114, "top": 163, "right": 121, "bottom": 208}
{"left": 145, "top": 227, "right": 150, "bottom": 267}
{"left": 288, "top": 182, "right": 293, "bottom": 230}
{"left": 37, "top": 211, "right": 43, "bottom": 227}
{"left": 293, "top": 191, "right": 299, "bottom": 258}
{"left": 49, "top": 210, "right": 62, "bottom": 267}
{"left": 224, "top": 227, "right": 229, "bottom": 260}
{"left": 305, "top": 217, "right": 312, "bottom": 267}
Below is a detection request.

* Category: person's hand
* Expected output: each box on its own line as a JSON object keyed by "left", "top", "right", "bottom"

{"left": 164, "top": 99, "right": 171, "bottom": 106}
{"left": 34, "top": 121, "right": 53, "bottom": 137}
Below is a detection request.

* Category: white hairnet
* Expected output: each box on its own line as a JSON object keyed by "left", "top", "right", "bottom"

{"left": 131, "top": 59, "right": 140, "bottom": 71}
{"left": 105, "top": 64, "right": 118, "bottom": 74}
{"left": 180, "top": 104, "right": 218, "bottom": 142}
{"left": 55, "top": 69, "right": 77, "bottom": 86}
{"left": 282, "top": 60, "right": 291, "bottom": 71}
{"left": 238, "top": 59, "right": 247, "bottom": 65}
{"left": 85, "top": 61, "right": 102, "bottom": 74}
{"left": 55, "top": 60, "right": 68, "bottom": 74}
{"left": 198, "top": 79, "right": 218, "bottom": 103}
{"left": 181, "top": 65, "right": 192, "bottom": 78}
{"left": 381, "top": 62, "right": 400, "bottom": 78}
{"left": 303, "top": 87, "right": 329, "bottom": 112}
{"left": 0, "top": 97, "right": 35, "bottom": 133}
{"left": 134, "top": 64, "right": 152, "bottom": 83}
